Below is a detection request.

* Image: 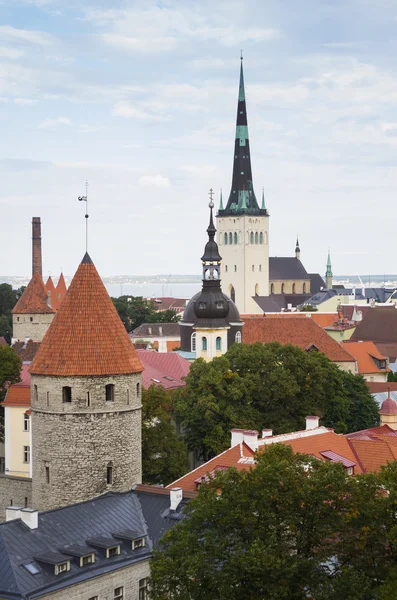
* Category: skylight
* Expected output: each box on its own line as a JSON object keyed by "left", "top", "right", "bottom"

{"left": 24, "top": 562, "right": 41, "bottom": 575}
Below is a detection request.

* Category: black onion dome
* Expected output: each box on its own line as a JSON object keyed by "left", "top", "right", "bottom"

{"left": 182, "top": 292, "right": 201, "bottom": 323}
{"left": 201, "top": 203, "right": 221, "bottom": 262}
{"left": 193, "top": 283, "right": 229, "bottom": 321}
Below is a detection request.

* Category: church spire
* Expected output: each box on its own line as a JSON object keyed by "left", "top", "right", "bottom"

{"left": 220, "top": 57, "right": 265, "bottom": 216}
{"left": 295, "top": 236, "right": 300, "bottom": 260}
{"left": 325, "top": 249, "right": 333, "bottom": 288}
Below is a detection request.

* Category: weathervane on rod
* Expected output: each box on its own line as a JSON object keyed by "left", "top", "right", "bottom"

{"left": 78, "top": 180, "right": 89, "bottom": 252}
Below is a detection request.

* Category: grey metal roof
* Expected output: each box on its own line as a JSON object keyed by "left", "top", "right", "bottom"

{"left": 269, "top": 257, "right": 309, "bottom": 280}
{"left": 130, "top": 323, "right": 180, "bottom": 338}
{"left": 134, "top": 487, "right": 189, "bottom": 546}
{"left": 308, "top": 273, "right": 326, "bottom": 295}
{"left": 0, "top": 489, "right": 185, "bottom": 599}
{"left": 254, "top": 294, "right": 312, "bottom": 312}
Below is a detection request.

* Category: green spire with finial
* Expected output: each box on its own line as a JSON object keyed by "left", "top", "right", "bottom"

{"left": 326, "top": 249, "right": 333, "bottom": 277}
{"left": 219, "top": 188, "right": 224, "bottom": 210}
{"left": 261, "top": 188, "right": 266, "bottom": 210}
{"left": 238, "top": 51, "right": 245, "bottom": 102}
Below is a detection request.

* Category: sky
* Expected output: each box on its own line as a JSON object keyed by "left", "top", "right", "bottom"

{"left": 1, "top": 0, "right": 397, "bottom": 277}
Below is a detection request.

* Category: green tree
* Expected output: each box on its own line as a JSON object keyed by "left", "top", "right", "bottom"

{"left": 111, "top": 296, "right": 180, "bottom": 333}
{"left": 173, "top": 342, "right": 379, "bottom": 461}
{"left": 0, "top": 283, "right": 17, "bottom": 315}
{"left": 0, "top": 345, "right": 21, "bottom": 392}
{"left": 0, "top": 315, "right": 11, "bottom": 344}
{"left": 299, "top": 304, "right": 318, "bottom": 312}
{"left": 142, "top": 385, "right": 189, "bottom": 485}
{"left": 151, "top": 445, "right": 397, "bottom": 600}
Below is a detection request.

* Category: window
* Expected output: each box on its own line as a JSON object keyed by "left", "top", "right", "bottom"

{"left": 230, "top": 286, "right": 235, "bottom": 303}
{"left": 86, "top": 391, "right": 90, "bottom": 407}
{"left": 105, "top": 384, "right": 115, "bottom": 402}
{"left": 224, "top": 232, "right": 228, "bottom": 245}
{"left": 62, "top": 386, "right": 72, "bottom": 402}
{"left": 23, "top": 414, "right": 30, "bottom": 432}
{"left": 107, "top": 546, "right": 120, "bottom": 558}
{"left": 24, "top": 562, "right": 41, "bottom": 575}
{"left": 259, "top": 265, "right": 262, "bottom": 272}
{"left": 114, "top": 587, "right": 124, "bottom": 600}
{"left": 215, "top": 301, "right": 224, "bottom": 310}
{"left": 250, "top": 232, "right": 254, "bottom": 244}
{"left": 23, "top": 446, "right": 30, "bottom": 464}
{"left": 88, "top": 597, "right": 98, "bottom": 600}
{"left": 107, "top": 463, "right": 113, "bottom": 485}
{"left": 234, "top": 232, "right": 238, "bottom": 244}
{"left": 303, "top": 283, "right": 306, "bottom": 293}
{"left": 45, "top": 465, "right": 50, "bottom": 484}
{"left": 234, "top": 265, "right": 237, "bottom": 272}
{"left": 229, "top": 232, "right": 232, "bottom": 244}
{"left": 252, "top": 265, "right": 254, "bottom": 272}
{"left": 292, "top": 283, "right": 296, "bottom": 294}
{"left": 255, "top": 232, "right": 258, "bottom": 244}
{"left": 80, "top": 553, "right": 95, "bottom": 567}
{"left": 235, "top": 331, "right": 242, "bottom": 344}
{"left": 260, "top": 232, "right": 264, "bottom": 244}
{"left": 55, "top": 561, "right": 70, "bottom": 575}
{"left": 132, "top": 537, "right": 145, "bottom": 549}
{"left": 24, "top": 497, "right": 28, "bottom": 508}
{"left": 127, "top": 388, "right": 130, "bottom": 404}
{"left": 191, "top": 332, "right": 196, "bottom": 352}
{"left": 17, "top": 317, "right": 19, "bottom": 322}
{"left": 270, "top": 283, "right": 275, "bottom": 294}
{"left": 34, "top": 384, "right": 38, "bottom": 403}
{"left": 136, "top": 382, "right": 140, "bottom": 397}
{"left": 216, "top": 337, "right": 222, "bottom": 351}
{"left": 139, "top": 579, "right": 148, "bottom": 600}
{"left": 30, "top": 317, "right": 33, "bottom": 322}
{"left": 225, "top": 265, "right": 228, "bottom": 272}
{"left": 202, "top": 337, "right": 207, "bottom": 351}
{"left": 281, "top": 283, "right": 285, "bottom": 294}
{"left": 46, "top": 391, "right": 49, "bottom": 407}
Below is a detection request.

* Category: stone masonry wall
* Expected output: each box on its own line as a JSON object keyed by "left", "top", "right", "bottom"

{"left": 31, "top": 373, "right": 142, "bottom": 512}
{"left": 12, "top": 313, "right": 54, "bottom": 343}
{"left": 0, "top": 474, "right": 32, "bottom": 521}
{"left": 39, "top": 560, "right": 150, "bottom": 600}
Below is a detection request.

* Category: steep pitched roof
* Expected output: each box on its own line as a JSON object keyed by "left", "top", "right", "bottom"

{"left": 12, "top": 340, "right": 41, "bottom": 362}
{"left": 55, "top": 273, "right": 67, "bottom": 301}
{"left": 269, "top": 257, "right": 309, "bottom": 280}
{"left": 243, "top": 316, "right": 355, "bottom": 363}
{"left": 342, "top": 341, "right": 389, "bottom": 374}
{"left": 2, "top": 364, "right": 31, "bottom": 407}
{"left": 348, "top": 439, "right": 397, "bottom": 473}
{"left": 351, "top": 307, "right": 397, "bottom": 343}
{"left": 12, "top": 273, "right": 53, "bottom": 315}
{"left": 45, "top": 276, "right": 59, "bottom": 311}
{"left": 309, "top": 273, "right": 326, "bottom": 295}
{"left": 30, "top": 253, "right": 143, "bottom": 376}
{"left": 167, "top": 442, "right": 255, "bottom": 493}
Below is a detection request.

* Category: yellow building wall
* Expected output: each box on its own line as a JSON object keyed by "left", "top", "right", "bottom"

{"left": 325, "top": 327, "right": 356, "bottom": 342}
{"left": 5, "top": 407, "right": 31, "bottom": 478}
{"left": 270, "top": 279, "right": 311, "bottom": 295}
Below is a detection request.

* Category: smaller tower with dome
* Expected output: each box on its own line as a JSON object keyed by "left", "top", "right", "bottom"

{"left": 180, "top": 192, "right": 243, "bottom": 360}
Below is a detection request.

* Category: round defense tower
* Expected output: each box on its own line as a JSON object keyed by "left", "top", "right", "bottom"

{"left": 30, "top": 253, "right": 143, "bottom": 512}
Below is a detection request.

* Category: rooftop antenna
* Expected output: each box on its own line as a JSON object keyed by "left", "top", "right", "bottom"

{"left": 208, "top": 187, "right": 214, "bottom": 207}
{"left": 78, "top": 180, "right": 89, "bottom": 253}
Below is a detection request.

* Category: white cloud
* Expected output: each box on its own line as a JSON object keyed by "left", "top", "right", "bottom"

{"left": 112, "top": 101, "right": 167, "bottom": 120}
{"left": 100, "top": 33, "right": 177, "bottom": 54}
{"left": 0, "top": 25, "right": 53, "bottom": 46}
{"left": 180, "top": 164, "right": 218, "bottom": 177}
{"left": 0, "top": 46, "right": 24, "bottom": 59}
{"left": 38, "top": 117, "right": 72, "bottom": 129}
{"left": 138, "top": 175, "right": 170, "bottom": 187}
{"left": 14, "top": 97, "right": 33, "bottom": 105}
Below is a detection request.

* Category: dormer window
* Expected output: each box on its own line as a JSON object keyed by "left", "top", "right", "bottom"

{"left": 80, "top": 553, "right": 95, "bottom": 567}
{"left": 55, "top": 561, "right": 70, "bottom": 575}
{"left": 132, "top": 537, "right": 145, "bottom": 550}
{"left": 106, "top": 545, "right": 120, "bottom": 558}
{"left": 216, "top": 301, "right": 224, "bottom": 309}
{"left": 198, "top": 302, "right": 207, "bottom": 310}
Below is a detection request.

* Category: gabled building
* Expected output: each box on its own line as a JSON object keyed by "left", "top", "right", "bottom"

{"left": 130, "top": 322, "right": 181, "bottom": 352}
{"left": 136, "top": 349, "right": 190, "bottom": 391}
{"left": 342, "top": 341, "right": 389, "bottom": 382}
{"left": 2, "top": 364, "right": 31, "bottom": 478}
{"left": 350, "top": 307, "right": 397, "bottom": 361}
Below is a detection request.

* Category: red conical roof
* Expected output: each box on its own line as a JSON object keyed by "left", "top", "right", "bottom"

{"left": 379, "top": 388, "right": 397, "bottom": 416}
{"left": 12, "top": 272, "right": 54, "bottom": 315}
{"left": 45, "top": 275, "right": 59, "bottom": 311}
{"left": 30, "top": 253, "right": 143, "bottom": 376}
{"left": 56, "top": 273, "right": 67, "bottom": 301}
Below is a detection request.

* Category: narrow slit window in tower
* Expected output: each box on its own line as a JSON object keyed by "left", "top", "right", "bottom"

{"left": 229, "top": 232, "right": 233, "bottom": 245}
{"left": 87, "top": 392, "right": 90, "bottom": 407}
{"left": 136, "top": 382, "right": 140, "bottom": 398}
{"left": 260, "top": 232, "right": 264, "bottom": 244}
{"left": 250, "top": 232, "right": 254, "bottom": 244}
{"left": 105, "top": 384, "right": 115, "bottom": 402}
{"left": 255, "top": 232, "right": 258, "bottom": 244}
{"left": 62, "top": 386, "right": 72, "bottom": 403}
{"left": 107, "top": 463, "right": 113, "bottom": 485}
{"left": 45, "top": 464, "right": 50, "bottom": 484}
{"left": 224, "top": 233, "right": 228, "bottom": 245}
{"left": 234, "top": 232, "right": 238, "bottom": 244}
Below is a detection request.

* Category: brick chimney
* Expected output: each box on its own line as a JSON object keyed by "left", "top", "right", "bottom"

{"left": 32, "top": 217, "right": 42, "bottom": 277}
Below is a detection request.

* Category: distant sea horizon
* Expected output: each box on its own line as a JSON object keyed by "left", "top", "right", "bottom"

{"left": 2, "top": 274, "right": 397, "bottom": 300}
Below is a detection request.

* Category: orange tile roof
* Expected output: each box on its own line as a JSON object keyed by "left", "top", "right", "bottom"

{"left": 243, "top": 317, "right": 355, "bottom": 363}
{"left": 166, "top": 442, "right": 255, "bottom": 493}
{"left": 55, "top": 273, "right": 67, "bottom": 300}
{"left": 367, "top": 382, "right": 397, "bottom": 394}
{"left": 348, "top": 439, "right": 397, "bottom": 473}
{"left": 311, "top": 313, "right": 339, "bottom": 328}
{"left": 45, "top": 276, "right": 59, "bottom": 311}
{"left": 12, "top": 272, "right": 54, "bottom": 315}
{"left": 30, "top": 253, "right": 143, "bottom": 377}
{"left": 2, "top": 386, "right": 30, "bottom": 407}
{"left": 278, "top": 431, "right": 363, "bottom": 473}
{"left": 342, "top": 341, "right": 389, "bottom": 374}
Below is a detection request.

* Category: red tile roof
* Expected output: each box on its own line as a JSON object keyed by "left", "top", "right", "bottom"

{"left": 136, "top": 349, "right": 190, "bottom": 390}
{"left": 243, "top": 316, "right": 355, "bottom": 363}
{"left": 55, "top": 273, "right": 67, "bottom": 301}
{"left": 45, "top": 276, "right": 59, "bottom": 311}
{"left": 310, "top": 313, "right": 339, "bottom": 328}
{"left": 12, "top": 272, "right": 54, "bottom": 315}
{"left": 341, "top": 341, "right": 389, "bottom": 374}
{"left": 167, "top": 442, "right": 255, "bottom": 493}
{"left": 2, "top": 364, "right": 31, "bottom": 407}
{"left": 12, "top": 340, "right": 41, "bottom": 362}
{"left": 348, "top": 439, "right": 397, "bottom": 473}
{"left": 30, "top": 253, "right": 143, "bottom": 376}
{"left": 367, "top": 382, "right": 397, "bottom": 394}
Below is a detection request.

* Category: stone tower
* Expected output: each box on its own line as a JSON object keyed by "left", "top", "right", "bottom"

{"left": 216, "top": 58, "right": 269, "bottom": 314}
{"left": 180, "top": 199, "right": 243, "bottom": 360}
{"left": 325, "top": 249, "right": 333, "bottom": 289}
{"left": 29, "top": 252, "right": 143, "bottom": 512}
{"left": 32, "top": 217, "right": 42, "bottom": 278}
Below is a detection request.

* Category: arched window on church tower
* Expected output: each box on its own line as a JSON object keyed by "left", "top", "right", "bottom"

{"left": 235, "top": 331, "right": 241, "bottom": 343}
{"left": 229, "top": 232, "right": 233, "bottom": 245}
{"left": 259, "top": 232, "right": 264, "bottom": 244}
{"left": 230, "top": 285, "right": 235, "bottom": 303}
{"left": 303, "top": 283, "right": 306, "bottom": 293}
{"left": 270, "top": 283, "right": 274, "bottom": 294}
{"left": 234, "top": 232, "right": 238, "bottom": 244}
{"left": 292, "top": 283, "right": 296, "bottom": 294}
{"left": 250, "top": 232, "right": 254, "bottom": 244}
{"left": 202, "top": 337, "right": 207, "bottom": 351}
{"left": 224, "top": 233, "right": 228, "bottom": 245}
{"left": 255, "top": 232, "right": 258, "bottom": 244}
{"left": 191, "top": 332, "right": 196, "bottom": 352}
{"left": 281, "top": 283, "right": 285, "bottom": 293}
{"left": 216, "top": 337, "right": 222, "bottom": 351}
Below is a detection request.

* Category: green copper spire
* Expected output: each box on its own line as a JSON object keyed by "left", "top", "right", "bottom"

{"left": 219, "top": 189, "right": 224, "bottom": 210}
{"left": 261, "top": 188, "right": 266, "bottom": 210}
{"left": 238, "top": 57, "right": 245, "bottom": 102}
{"left": 326, "top": 249, "right": 333, "bottom": 277}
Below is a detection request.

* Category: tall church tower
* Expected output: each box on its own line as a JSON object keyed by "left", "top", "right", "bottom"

{"left": 325, "top": 249, "right": 333, "bottom": 289}
{"left": 216, "top": 58, "right": 269, "bottom": 314}
{"left": 29, "top": 253, "right": 143, "bottom": 512}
